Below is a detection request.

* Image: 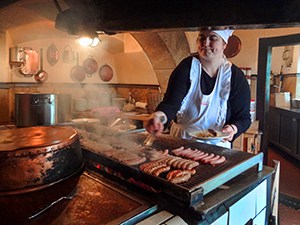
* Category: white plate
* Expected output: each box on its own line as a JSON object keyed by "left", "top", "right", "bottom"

{"left": 71, "top": 118, "right": 100, "bottom": 123}
{"left": 189, "top": 130, "right": 230, "bottom": 141}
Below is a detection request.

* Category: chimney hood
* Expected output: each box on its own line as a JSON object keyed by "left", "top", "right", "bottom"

{"left": 55, "top": 0, "right": 300, "bottom": 34}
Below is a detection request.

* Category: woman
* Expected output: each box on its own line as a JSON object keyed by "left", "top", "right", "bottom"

{"left": 146, "top": 29, "right": 251, "bottom": 148}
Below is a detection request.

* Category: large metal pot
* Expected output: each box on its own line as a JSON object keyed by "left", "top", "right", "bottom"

{"left": 57, "top": 94, "right": 72, "bottom": 123}
{"left": 0, "top": 126, "right": 83, "bottom": 194}
{"left": 14, "top": 93, "right": 57, "bottom": 127}
{"left": 9, "top": 46, "right": 25, "bottom": 66}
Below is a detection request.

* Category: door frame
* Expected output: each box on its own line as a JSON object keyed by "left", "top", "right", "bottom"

{"left": 257, "top": 33, "right": 300, "bottom": 164}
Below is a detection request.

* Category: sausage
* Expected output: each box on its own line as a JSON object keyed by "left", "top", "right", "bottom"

{"left": 210, "top": 156, "right": 226, "bottom": 165}
{"left": 145, "top": 163, "right": 167, "bottom": 174}
{"left": 166, "top": 157, "right": 181, "bottom": 165}
{"left": 123, "top": 156, "right": 147, "bottom": 165}
{"left": 171, "top": 159, "right": 182, "bottom": 168}
{"left": 186, "top": 161, "right": 200, "bottom": 170}
{"left": 180, "top": 148, "right": 194, "bottom": 157}
{"left": 180, "top": 160, "right": 191, "bottom": 170}
{"left": 193, "top": 153, "right": 209, "bottom": 161}
{"left": 189, "top": 150, "right": 204, "bottom": 158}
{"left": 171, "top": 146, "right": 185, "bottom": 154}
{"left": 163, "top": 149, "right": 169, "bottom": 155}
{"left": 202, "top": 155, "right": 220, "bottom": 164}
{"left": 200, "top": 153, "right": 215, "bottom": 162}
{"left": 190, "top": 151, "right": 205, "bottom": 160}
{"left": 140, "top": 160, "right": 164, "bottom": 171}
{"left": 187, "top": 169, "right": 196, "bottom": 175}
{"left": 166, "top": 170, "right": 182, "bottom": 181}
{"left": 170, "top": 171, "right": 192, "bottom": 184}
{"left": 177, "top": 159, "right": 189, "bottom": 169}
{"left": 152, "top": 165, "right": 171, "bottom": 176}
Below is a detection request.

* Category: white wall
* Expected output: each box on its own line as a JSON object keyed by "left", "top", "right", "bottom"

{"left": 185, "top": 27, "right": 300, "bottom": 75}
{"left": 4, "top": 26, "right": 159, "bottom": 85}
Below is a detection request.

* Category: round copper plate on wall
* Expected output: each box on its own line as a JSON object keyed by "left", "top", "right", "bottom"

{"left": 99, "top": 64, "right": 113, "bottom": 82}
{"left": 83, "top": 56, "right": 98, "bottom": 76}
{"left": 46, "top": 44, "right": 59, "bottom": 66}
{"left": 224, "top": 35, "right": 242, "bottom": 58}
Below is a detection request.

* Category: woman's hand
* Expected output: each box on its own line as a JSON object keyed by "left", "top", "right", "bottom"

{"left": 222, "top": 124, "right": 238, "bottom": 141}
{"left": 146, "top": 115, "right": 164, "bottom": 135}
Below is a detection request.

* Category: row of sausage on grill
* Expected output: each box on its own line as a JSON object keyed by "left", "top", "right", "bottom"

{"left": 138, "top": 146, "right": 226, "bottom": 184}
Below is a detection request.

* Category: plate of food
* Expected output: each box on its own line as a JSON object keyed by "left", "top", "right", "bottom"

{"left": 189, "top": 129, "right": 230, "bottom": 141}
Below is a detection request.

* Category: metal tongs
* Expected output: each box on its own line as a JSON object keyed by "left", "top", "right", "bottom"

{"left": 143, "top": 133, "right": 156, "bottom": 147}
{"left": 28, "top": 186, "right": 78, "bottom": 220}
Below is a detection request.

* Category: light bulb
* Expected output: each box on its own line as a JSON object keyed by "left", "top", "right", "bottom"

{"left": 78, "top": 37, "right": 93, "bottom": 46}
{"left": 90, "top": 37, "right": 100, "bottom": 47}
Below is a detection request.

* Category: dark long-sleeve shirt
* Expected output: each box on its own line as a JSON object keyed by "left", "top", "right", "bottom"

{"left": 156, "top": 56, "right": 251, "bottom": 141}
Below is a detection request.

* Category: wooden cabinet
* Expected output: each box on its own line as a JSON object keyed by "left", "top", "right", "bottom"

{"left": 233, "top": 121, "right": 261, "bottom": 154}
{"left": 268, "top": 106, "right": 300, "bottom": 160}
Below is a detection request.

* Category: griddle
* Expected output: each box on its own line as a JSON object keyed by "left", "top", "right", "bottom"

{"left": 0, "top": 171, "right": 156, "bottom": 225}
{"left": 81, "top": 131, "right": 263, "bottom": 207}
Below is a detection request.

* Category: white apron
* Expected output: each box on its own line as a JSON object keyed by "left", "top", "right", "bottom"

{"left": 170, "top": 57, "right": 232, "bottom": 148}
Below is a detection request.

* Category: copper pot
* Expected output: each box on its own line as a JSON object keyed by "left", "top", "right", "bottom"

{"left": 0, "top": 126, "right": 83, "bottom": 194}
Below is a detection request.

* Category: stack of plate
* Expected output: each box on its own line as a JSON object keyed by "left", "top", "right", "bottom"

{"left": 87, "top": 99, "right": 100, "bottom": 110}
{"left": 74, "top": 98, "right": 88, "bottom": 112}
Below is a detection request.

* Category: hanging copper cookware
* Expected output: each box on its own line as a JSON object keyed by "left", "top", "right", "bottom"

{"left": 99, "top": 64, "right": 113, "bottom": 82}
{"left": 34, "top": 48, "right": 48, "bottom": 83}
{"left": 224, "top": 35, "right": 242, "bottom": 58}
{"left": 70, "top": 52, "right": 86, "bottom": 82}
{"left": 46, "top": 43, "right": 59, "bottom": 66}
{"left": 19, "top": 48, "right": 39, "bottom": 76}
{"left": 83, "top": 55, "right": 98, "bottom": 76}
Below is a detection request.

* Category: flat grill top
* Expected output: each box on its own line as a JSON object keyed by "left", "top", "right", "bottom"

{"left": 79, "top": 129, "right": 263, "bottom": 206}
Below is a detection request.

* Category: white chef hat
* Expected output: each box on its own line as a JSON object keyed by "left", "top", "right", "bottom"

{"left": 212, "top": 29, "right": 234, "bottom": 43}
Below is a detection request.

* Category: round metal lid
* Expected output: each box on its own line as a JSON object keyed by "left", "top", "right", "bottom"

{"left": 0, "top": 126, "right": 78, "bottom": 153}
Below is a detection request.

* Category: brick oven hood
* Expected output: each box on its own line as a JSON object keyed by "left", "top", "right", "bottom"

{"left": 55, "top": 0, "right": 300, "bottom": 34}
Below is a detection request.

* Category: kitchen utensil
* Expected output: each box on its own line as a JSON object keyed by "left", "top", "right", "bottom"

{"left": 83, "top": 55, "right": 98, "bottom": 76}
{"left": 57, "top": 94, "right": 72, "bottom": 123}
{"left": 9, "top": 46, "right": 25, "bottom": 66}
{"left": 28, "top": 186, "right": 78, "bottom": 219}
{"left": 143, "top": 133, "right": 156, "bottom": 147}
{"left": 46, "top": 43, "right": 59, "bottom": 66}
{"left": 34, "top": 48, "right": 48, "bottom": 83}
{"left": 62, "top": 45, "right": 75, "bottom": 63}
{"left": 14, "top": 93, "right": 57, "bottom": 127}
{"left": 70, "top": 52, "right": 86, "bottom": 82}
{"left": 224, "top": 35, "right": 242, "bottom": 58}
{"left": 99, "top": 64, "right": 113, "bottom": 82}
{"left": 19, "top": 48, "right": 39, "bottom": 76}
{"left": 109, "top": 117, "right": 122, "bottom": 127}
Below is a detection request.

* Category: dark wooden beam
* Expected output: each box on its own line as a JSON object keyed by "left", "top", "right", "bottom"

{"left": 56, "top": 0, "right": 300, "bottom": 34}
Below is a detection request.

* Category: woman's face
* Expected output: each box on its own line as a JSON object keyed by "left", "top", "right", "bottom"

{"left": 197, "top": 31, "right": 227, "bottom": 61}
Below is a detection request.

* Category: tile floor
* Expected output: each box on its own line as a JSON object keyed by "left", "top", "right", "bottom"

{"left": 267, "top": 146, "right": 300, "bottom": 225}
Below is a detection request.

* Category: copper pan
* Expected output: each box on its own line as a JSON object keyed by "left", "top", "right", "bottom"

{"left": 70, "top": 52, "right": 86, "bottom": 82}
{"left": 34, "top": 48, "right": 48, "bottom": 83}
